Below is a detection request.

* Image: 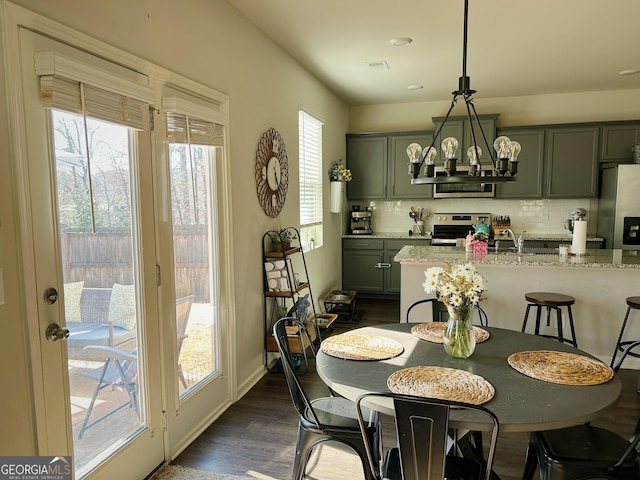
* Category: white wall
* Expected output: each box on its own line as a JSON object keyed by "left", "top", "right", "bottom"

{"left": 349, "top": 89, "right": 640, "bottom": 133}
{"left": 0, "top": 0, "right": 348, "bottom": 455}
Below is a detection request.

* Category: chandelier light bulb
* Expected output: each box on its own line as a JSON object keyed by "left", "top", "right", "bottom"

{"left": 442, "top": 137, "right": 459, "bottom": 159}
{"left": 422, "top": 146, "right": 437, "bottom": 165}
{"left": 509, "top": 141, "right": 521, "bottom": 162}
{"left": 493, "top": 136, "right": 512, "bottom": 159}
{"left": 466, "top": 145, "right": 482, "bottom": 165}
{"left": 406, "top": 143, "right": 422, "bottom": 163}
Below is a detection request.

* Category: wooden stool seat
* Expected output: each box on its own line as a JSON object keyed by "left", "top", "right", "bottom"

{"left": 626, "top": 296, "right": 640, "bottom": 309}
{"left": 610, "top": 296, "right": 640, "bottom": 367}
{"left": 522, "top": 292, "right": 578, "bottom": 348}
{"left": 524, "top": 292, "right": 575, "bottom": 306}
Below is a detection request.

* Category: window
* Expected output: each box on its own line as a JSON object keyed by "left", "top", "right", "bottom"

{"left": 298, "top": 110, "right": 323, "bottom": 251}
{"left": 165, "top": 109, "right": 224, "bottom": 398}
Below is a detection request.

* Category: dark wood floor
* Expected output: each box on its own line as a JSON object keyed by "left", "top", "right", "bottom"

{"left": 174, "top": 298, "right": 640, "bottom": 480}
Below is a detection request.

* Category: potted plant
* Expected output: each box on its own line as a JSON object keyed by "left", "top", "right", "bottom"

{"left": 268, "top": 228, "right": 297, "bottom": 252}
{"left": 328, "top": 159, "right": 352, "bottom": 213}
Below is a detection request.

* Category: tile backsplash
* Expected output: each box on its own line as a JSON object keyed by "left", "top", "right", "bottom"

{"left": 348, "top": 198, "right": 598, "bottom": 237}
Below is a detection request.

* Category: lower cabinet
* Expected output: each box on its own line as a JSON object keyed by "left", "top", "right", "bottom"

{"left": 342, "top": 238, "right": 430, "bottom": 297}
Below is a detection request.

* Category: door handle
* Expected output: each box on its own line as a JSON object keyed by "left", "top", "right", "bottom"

{"left": 373, "top": 263, "right": 392, "bottom": 269}
{"left": 46, "top": 323, "right": 70, "bottom": 342}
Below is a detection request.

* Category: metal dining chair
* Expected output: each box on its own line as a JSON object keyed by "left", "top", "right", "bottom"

{"left": 272, "top": 318, "right": 382, "bottom": 480}
{"left": 355, "top": 391, "right": 499, "bottom": 480}
{"left": 522, "top": 340, "right": 640, "bottom": 480}
{"left": 406, "top": 298, "right": 489, "bottom": 326}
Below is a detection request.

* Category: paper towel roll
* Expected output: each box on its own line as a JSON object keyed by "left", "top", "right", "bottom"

{"left": 571, "top": 219, "right": 587, "bottom": 255}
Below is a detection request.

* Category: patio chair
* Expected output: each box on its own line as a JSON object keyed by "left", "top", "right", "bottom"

{"left": 76, "top": 346, "right": 138, "bottom": 439}
{"left": 272, "top": 317, "right": 381, "bottom": 480}
{"left": 355, "top": 391, "right": 499, "bottom": 480}
{"left": 176, "top": 295, "right": 194, "bottom": 389}
{"left": 522, "top": 340, "right": 640, "bottom": 480}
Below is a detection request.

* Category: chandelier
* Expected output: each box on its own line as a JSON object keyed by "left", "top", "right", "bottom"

{"left": 409, "top": 0, "right": 520, "bottom": 184}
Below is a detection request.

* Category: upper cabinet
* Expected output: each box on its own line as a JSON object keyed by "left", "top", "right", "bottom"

{"left": 346, "top": 131, "right": 433, "bottom": 200}
{"left": 494, "top": 128, "right": 545, "bottom": 198}
{"left": 600, "top": 123, "right": 640, "bottom": 162}
{"left": 389, "top": 133, "right": 434, "bottom": 199}
{"left": 545, "top": 126, "right": 599, "bottom": 197}
{"left": 346, "top": 135, "right": 387, "bottom": 200}
{"left": 346, "top": 119, "right": 636, "bottom": 201}
{"left": 432, "top": 114, "right": 498, "bottom": 162}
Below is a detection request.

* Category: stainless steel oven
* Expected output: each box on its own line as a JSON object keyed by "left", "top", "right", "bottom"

{"left": 432, "top": 165, "right": 496, "bottom": 198}
{"left": 431, "top": 213, "right": 492, "bottom": 246}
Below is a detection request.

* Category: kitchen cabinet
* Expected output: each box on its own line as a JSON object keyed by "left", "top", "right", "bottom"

{"left": 342, "top": 238, "right": 384, "bottom": 292}
{"left": 389, "top": 133, "right": 434, "bottom": 199}
{"left": 545, "top": 126, "right": 599, "bottom": 197}
{"left": 600, "top": 123, "right": 640, "bottom": 162}
{"left": 346, "top": 131, "right": 432, "bottom": 200}
{"left": 346, "top": 135, "right": 387, "bottom": 199}
{"left": 494, "top": 128, "right": 545, "bottom": 198}
{"left": 497, "top": 125, "right": 598, "bottom": 199}
{"left": 342, "top": 238, "right": 430, "bottom": 296}
{"left": 432, "top": 114, "right": 498, "bottom": 162}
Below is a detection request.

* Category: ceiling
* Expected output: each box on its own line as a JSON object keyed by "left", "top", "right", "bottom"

{"left": 227, "top": 0, "right": 640, "bottom": 106}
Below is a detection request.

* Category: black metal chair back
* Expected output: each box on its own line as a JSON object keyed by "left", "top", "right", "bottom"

{"left": 272, "top": 317, "right": 381, "bottom": 480}
{"left": 406, "top": 298, "right": 488, "bottom": 326}
{"left": 272, "top": 317, "right": 321, "bottom": 426}
{"left": 356, "top": 391, "right": 499, "bottom": 480}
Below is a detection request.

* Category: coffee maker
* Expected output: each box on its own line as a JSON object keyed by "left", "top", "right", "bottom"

{"left": 350, "top": 207, "right": 372, "bottom": 235}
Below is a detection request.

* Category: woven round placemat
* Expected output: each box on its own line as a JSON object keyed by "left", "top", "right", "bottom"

{"left": 507, "top": 350, "right": 614, "bottom": 386}
{"left": 411, "top": 322, "right": 490, "bottom": 344}
{"left": 387, "top": 366, "right": 495, "bottom": 405}
{"left": 320, "top": 333, "right": 404, "bottom": 360}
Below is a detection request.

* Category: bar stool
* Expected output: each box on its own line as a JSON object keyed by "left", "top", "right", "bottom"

{"left": 522, "top": 292, "right": 578, "bottom": 348}
{"left": 610, "top": 296, "right": 640, "bottom": 367}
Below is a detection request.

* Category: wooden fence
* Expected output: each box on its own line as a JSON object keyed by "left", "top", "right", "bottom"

{"left": 61, "top": 230, "right": 211, "bottom": 302}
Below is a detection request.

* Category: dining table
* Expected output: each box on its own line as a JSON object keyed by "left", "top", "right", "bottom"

{"left": 315, "top": 323, "right": 622, "bottom": 433}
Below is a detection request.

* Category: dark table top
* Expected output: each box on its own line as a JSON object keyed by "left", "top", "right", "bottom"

{"left": 316, "top": 323, "right": 622, "bottom": 433}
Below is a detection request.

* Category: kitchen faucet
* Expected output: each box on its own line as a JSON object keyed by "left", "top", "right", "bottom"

{"left": 502, "top": 229, "right": 527, "bottom": 253}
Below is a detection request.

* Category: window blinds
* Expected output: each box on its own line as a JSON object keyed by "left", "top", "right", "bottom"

{"left": 166, "top": 113, "right": 224, "bottom": 146}
{"left": 299, "top": 111, "right": 323, "bottom": 227}
{"left": 39, "top": 75, "right": 148, "bottom": 130}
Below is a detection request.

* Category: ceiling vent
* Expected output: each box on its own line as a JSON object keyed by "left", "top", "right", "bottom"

{"left": 367, "top": 60, "right": 390, "bottom": 70}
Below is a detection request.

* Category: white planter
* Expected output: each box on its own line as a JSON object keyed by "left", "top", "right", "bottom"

{"left": 330, "top": 181, "right": 344, "bottom": 213}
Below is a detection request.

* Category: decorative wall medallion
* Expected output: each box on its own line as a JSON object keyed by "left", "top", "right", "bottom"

{"left": 255, "top": 127, "right": 289, "bottom": 217}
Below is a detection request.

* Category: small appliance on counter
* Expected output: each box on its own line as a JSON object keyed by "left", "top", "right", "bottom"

{"left": 350, "top": 206, "right": 372, "bottom": 235}
{"left": 563, "top": 208, "right": 587, "bottom": 236}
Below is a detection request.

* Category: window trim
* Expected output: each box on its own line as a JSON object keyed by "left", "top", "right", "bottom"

{"left": 298, "top": 110, "right": 323, "bottom": 251}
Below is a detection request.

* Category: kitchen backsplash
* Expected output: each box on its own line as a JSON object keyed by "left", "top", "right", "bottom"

{"left": 349, "top": 198, "right": 598, "bottom": 236}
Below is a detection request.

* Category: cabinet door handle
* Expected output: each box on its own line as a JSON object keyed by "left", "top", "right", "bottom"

{"left": 374, "top": 262, "right": 392, "bottom": 269}
{"left": 356, "top": 243, "right": 369, "bottom": 247}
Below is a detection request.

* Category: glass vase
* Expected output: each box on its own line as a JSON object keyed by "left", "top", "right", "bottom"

{"left": 443, "top": 305, "right": 476, "bottom": 358}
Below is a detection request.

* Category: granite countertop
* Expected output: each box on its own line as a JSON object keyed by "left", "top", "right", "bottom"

{"left": 342, "top": 231, "right": 432, "bottom": 240}
{"left": 394, "top": 245, "right": 640, "bottom": 269}
{"left": 342, "top": 232, "right": 603, "bottom": 242}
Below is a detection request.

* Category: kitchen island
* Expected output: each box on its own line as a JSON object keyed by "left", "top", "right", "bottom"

{"left": 395, "top": 245, "right": 640, "bottom": 365}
